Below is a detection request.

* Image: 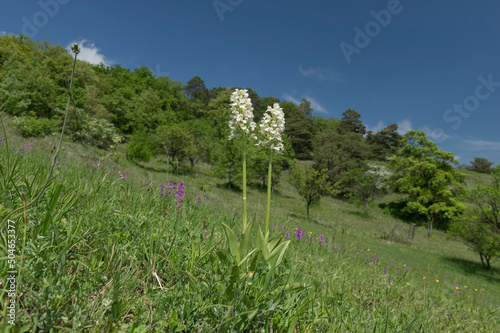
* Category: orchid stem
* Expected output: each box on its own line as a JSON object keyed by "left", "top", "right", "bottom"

{"left": 264, "top": 150, "right": 273, "bottom": 236}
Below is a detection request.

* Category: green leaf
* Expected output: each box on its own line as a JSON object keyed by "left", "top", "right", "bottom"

{"left": 238, "top": 248, "right": 257, "bottom": 267}
{"left": 40, "top": 184, "right": 63, "bottom": 234}
{"left": 222, "top": 223, "right": 240, "bottom": 263}
{"left": 239, "top": 215, "right": 255, "bottom": 261}
{"left": 185, "top": 271, "right": 199, "bottom": 289}
{"left": 267, "top": 236, "right": 281, "bottom": 254}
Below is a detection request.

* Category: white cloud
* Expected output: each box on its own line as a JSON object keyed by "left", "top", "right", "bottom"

{"left": 283, "top": 92, "right": 327, "bottom": 113}
{"left": 421, "top": 126, "right": 451, "bottom": 143}
{"left": 462, "top": 139, "right": 500, "bottom": 151}
{"left": 298, "top": 65, "right": 342, "bottom": 82}
{"left": 366, "top": 120, "right": 386, "bottom": 133}
{"left": 372, "top": 119, "right": 450, "bottom": 143}
{"left": 66, "top": 39, "right": 112, "bottom": 66}
{"left": 397, "top": 119, "right": 413, "bottom": 135}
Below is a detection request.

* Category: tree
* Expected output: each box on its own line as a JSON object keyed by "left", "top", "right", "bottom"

{"left": 183, "top": 76, "right": 209, "bottom": 119}
{"left": 129, "top": 89, "right": 172, "bottom": 131}
{"left": 312, "top": 129, "right": 367, "bottom": 190}
{"left": 389, "top": 131, "right": 465, "bottom": 235}
{"left": 367, "top": 123, "right": 402, "bottom": 160}
{"left": 156, "top": 124, "right": 194, "bottom": 173}
{"left": 213, "top": 135, "right": 242, "bottom": 189}
{"left": 312, "top": 116, "right": 340, "bottom": 135}
{"left": 338, "top": 165, "right": 391, "bottom": 213}
{"left": 467, "top": 157, "right": 494, "bottom": 174}
{"left": 180, "top": 120, "right": 214, "bottom": 168}
{"left": 450, "top": 171, "right": 500, "bottom": 268}
{"left": 282, "top": 101, "right": 314, "bottom": 159}
{"left": 289, "top": 165, "right": 332, "bottom": 218}
{"left": 338, "top": 109, "right": 366, "bottom": 135}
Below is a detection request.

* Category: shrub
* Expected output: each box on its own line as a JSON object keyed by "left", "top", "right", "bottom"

{"left": 126, "top": 130, "right": 157, "bottom": 162}
{"left": 13, "top": 116, "right": 56, "bottom": 137}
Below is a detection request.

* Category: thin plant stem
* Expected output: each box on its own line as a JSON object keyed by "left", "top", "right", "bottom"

{"left": 242, "top": 137, "right": 247, "bottom": 230}
{"left": 264, "top": 149, "right": 273, "bottom": 236}
{"left": 1, "top": 46, "right": 79, "bottom": 224}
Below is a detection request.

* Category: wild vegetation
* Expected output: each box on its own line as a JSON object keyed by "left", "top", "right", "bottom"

{"left": 0, "top": 35, "right": 499, "bottom": 331}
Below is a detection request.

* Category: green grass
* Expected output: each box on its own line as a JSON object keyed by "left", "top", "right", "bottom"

{"left": 1, "top": 117, "right": 499, "bottom": 332}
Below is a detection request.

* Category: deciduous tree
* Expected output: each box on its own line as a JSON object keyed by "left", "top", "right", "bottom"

{"left": 451, "top": 170, "right": 500, "bottom": 268}
{"left": 389, "top": 131, "right": 465, "bottom": 235}
{"left": 289, "top": 165, "right": 332, "bottom": 218}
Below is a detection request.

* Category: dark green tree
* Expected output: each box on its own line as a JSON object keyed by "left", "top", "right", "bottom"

{"left": 367, "top": 123, "right": 402, "bottom": 160}
{"left": 282, "top": 101, "right": 314, "bottom": 159}
{"left": 312, "top": 129, "right": 367, "bottom": 190}
{"left": 183, "top": 76, "right": 209, "bottom": 119}
{"left": 338, "top": 109, "right": 366, "bottom": 135}
{"left": 466, "top": 157, "right": 494, "bottom": 174}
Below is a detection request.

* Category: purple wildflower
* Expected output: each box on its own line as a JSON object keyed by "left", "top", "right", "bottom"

{"left": 94, "top": 162, "right": 98, "bottom": 170}
{"left": 165, "top": 181, "right": 175, "bottom": 196}
{"left": 373, "top": 256, "right": 377, "bottom": 265}
{"left": 334, "top": 247, "right": 339, "bottom": 252}
{"left": 308, "top": 236, "right": 312, "bottom": 244}
{"left": 284, "top": 231, "right": 290, "bottom": 239}
{"left": 318, "top": 234, "right": 324, "bottom": 246}
{"left": 295, "top": 226, "right": 305, "bottom": 241}
{"left": 120, "top": 172, "right": 126, "bottom": 181}
{"left": 159, "top": 183, "right": 165, "bottom": 196}
{"left": 175, "top": 182, "right": 185, "bottom": 216}
{"left": 175, "top": 182, "right": 185, "bottom": 203}
{"left": 28, "top": 140, "right": 33, "bottom": 150}
{"left": 278, "top": 226, "right": 282, "bottom": 231}
{"left": 55, "top": 161, "right": 59, "bottom": 167}
{"left": 196, "top": 196, "right": 201, "bottom": 206}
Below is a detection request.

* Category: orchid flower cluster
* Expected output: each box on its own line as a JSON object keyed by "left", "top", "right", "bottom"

{"left": 228, "top": 89, "right": 257, "bottom": 140}
{"left": 175, "top": 182, "right": 185, "bottom": 216}
{"left": 257, "top": 103, "right": 285, "bottom": 153}
{"left": 159, "top": 181, "right": 176, "bottom": 197}
{"left": 295, "top": 226, "right": 305, "bottom": 241}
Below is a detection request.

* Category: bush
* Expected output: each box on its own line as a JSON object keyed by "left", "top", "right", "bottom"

{"left": 13, "top": 116, "right": 56, "bottom": 137}
{"left": 126, "top": 131, "right": 157, "bottom": 162}
{"left": 71, "top": 116, "right": 117, "bottom": 149}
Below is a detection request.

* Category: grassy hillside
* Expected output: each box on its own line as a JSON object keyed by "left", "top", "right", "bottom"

{"left": 1, "top": 116, "right": 499, "bottom": 332}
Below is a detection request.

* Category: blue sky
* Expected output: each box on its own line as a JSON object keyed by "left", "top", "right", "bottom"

{"left": 1, "top": 0, "right": 499, "bottom": 165}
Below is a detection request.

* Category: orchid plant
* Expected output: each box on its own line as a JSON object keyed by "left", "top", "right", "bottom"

{"left": 222, "top": 89, "right": 289, "bottom": 273}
